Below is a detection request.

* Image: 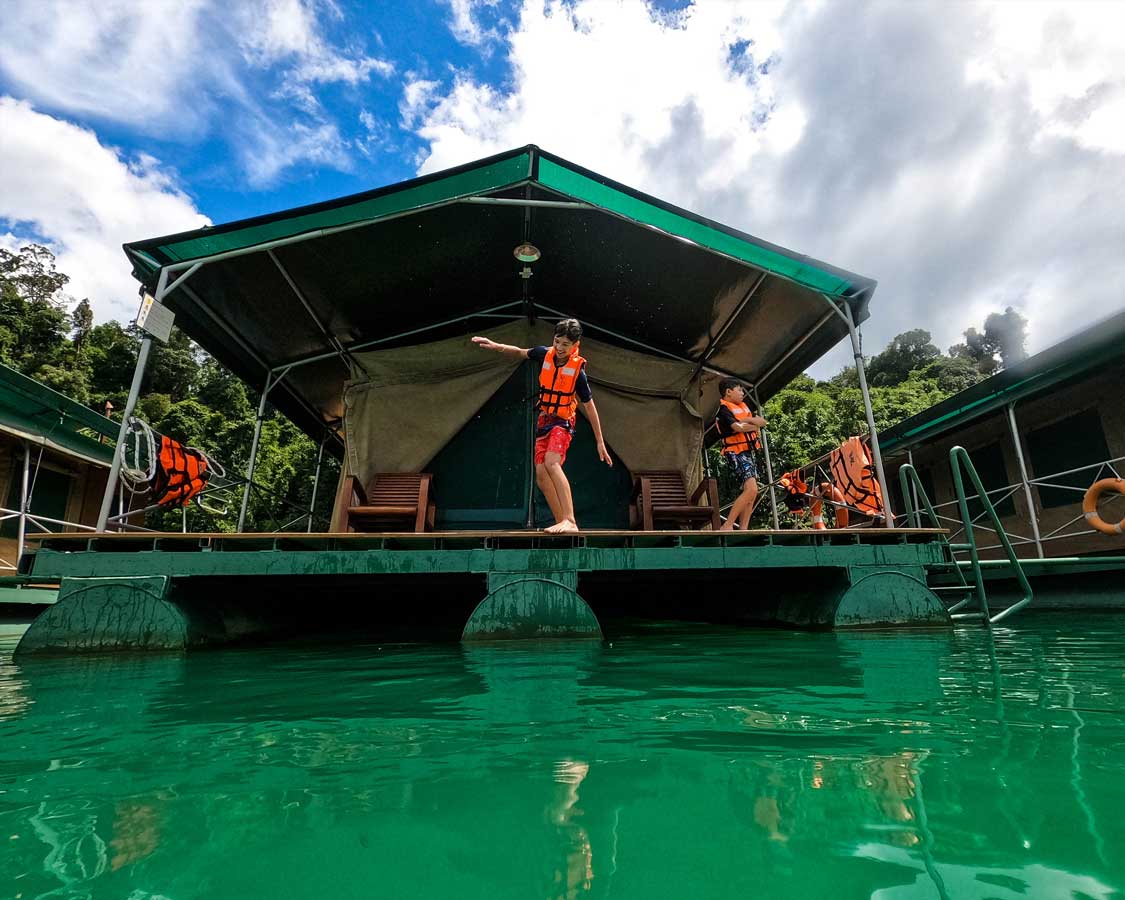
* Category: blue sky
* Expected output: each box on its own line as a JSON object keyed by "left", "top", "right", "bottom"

{"left": 1, "top": 0, "right": 1124, "bottom": 378}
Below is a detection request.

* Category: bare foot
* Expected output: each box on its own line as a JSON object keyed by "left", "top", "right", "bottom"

{"left": 545, "top": 519, "right": 579, "bottom": 534}
{"left": 719, "top": 522, "right": 735, "bottom": 532}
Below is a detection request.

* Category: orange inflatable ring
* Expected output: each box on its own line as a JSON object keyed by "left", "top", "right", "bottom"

{"left": 1083, "top": 478, "right": 1125, "bottom": 535}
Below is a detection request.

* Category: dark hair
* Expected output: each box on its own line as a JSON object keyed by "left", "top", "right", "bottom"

{"left": 719, "top": 377, "right": 745, "bottom": 396}
{"left": 554, "top": 318, "right": 583, "bottom": 342}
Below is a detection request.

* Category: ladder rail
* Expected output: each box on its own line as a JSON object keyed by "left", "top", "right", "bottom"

{"left": 898, "top": 450, "right": 1034, "bottom": 624}
{"left": 948, "top": 446, "right": 1034, "bottom": 624}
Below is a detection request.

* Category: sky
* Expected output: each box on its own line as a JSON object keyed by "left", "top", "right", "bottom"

{"left": 1, "top": 0, "right": 1123, "bottom": 379}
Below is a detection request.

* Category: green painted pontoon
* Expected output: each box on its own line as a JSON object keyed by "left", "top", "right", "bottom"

{"left": 17, "top": 146, "right": 956, "bottom": 653}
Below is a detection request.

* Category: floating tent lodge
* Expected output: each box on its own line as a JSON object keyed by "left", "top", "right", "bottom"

{"left": 17, "top": 145, "right": 960, "bottom": 654}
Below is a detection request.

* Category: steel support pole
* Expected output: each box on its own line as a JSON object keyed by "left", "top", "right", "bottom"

{"left": 306, "top": 432, "right": 326, "bottom": 533}
{"left": 1006, "top": 402, "right": 1044, "bottom": 558}
{"left": 842, "top": 302, "right": 894, "bottom": 527}
{"left": 96, "top": 334, "right": 154, "bottom": 531}
{"left": 238, "top": 374, "right": 273, "bottom": 533}
{"left": 16, "top": 443, "right": 29, "bottom": 569}
{"left": 752, "top": 387, "right": 780, "bottom": 529}
{"left": 96, "top": 266, "right": 191, "bottom": 532}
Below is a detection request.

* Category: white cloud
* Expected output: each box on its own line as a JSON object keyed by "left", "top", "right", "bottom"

{"left": 444, "top": 0, "right": 503, "bottom": 48}
{"left": 0, "top": 0, "right": 392, "bottom": 184}
{"left": 409, "top": 0, "right": 1125, "bottom": 376}
{"left": 236, "top": 0, "right": 394, "bottom": 86}
{"left": 0, "top": 97, "right": 210, "bottom": 322}
{"left": 0, "top": 0, "right": 228, "bottom": 133}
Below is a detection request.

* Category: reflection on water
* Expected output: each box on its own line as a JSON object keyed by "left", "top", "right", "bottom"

{"left": 1, "top": 616, "right": 1124, "bottom": 899}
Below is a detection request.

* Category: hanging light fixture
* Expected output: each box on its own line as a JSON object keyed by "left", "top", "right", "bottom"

{"left": 513, "top": 242, "right": 541, "bottom": 263}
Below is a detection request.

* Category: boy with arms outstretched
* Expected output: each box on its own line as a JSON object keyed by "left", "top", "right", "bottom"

{"left": 472, "top": 319, "right": 612, "bottom": 533}
{"left": 715, "top": 378, "right": 768, "bottom": 531}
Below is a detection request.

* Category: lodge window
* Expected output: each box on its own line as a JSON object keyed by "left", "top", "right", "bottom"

{"left": 965, "top": 442, "right": 1016, "bottom": 519}
{"left": 1026, "top": 408, "right": 1112, "bottom": 509}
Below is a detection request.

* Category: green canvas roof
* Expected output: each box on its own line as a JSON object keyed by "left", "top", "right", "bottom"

{"left": 0, "top": 364, "right": 117, "bottom": 467}
{"left": 881, "top": 308, "right": 1125, "bottom": 455}
{"left": 123, "top": 145, "right": 876, "bottom": 447}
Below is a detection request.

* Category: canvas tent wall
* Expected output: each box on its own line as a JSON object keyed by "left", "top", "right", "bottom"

{"left": 338, "top": 320, "right": 726, "bottom": 528}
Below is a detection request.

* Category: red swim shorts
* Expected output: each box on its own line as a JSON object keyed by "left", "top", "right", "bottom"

{"left": 534, "top": 426, "right": 572, "bottom": 465}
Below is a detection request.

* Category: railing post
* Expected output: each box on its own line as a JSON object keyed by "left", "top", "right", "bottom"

{"left": 752, "top": 387, "right": 780, "bottom": 529}
{"left": 1006, "top": 402, "right": 1044, "bottom": 558}
{"left": 16, "top": 443, "right": 29, "bottom": 569}
{"left": 307, "top": 432, "right": 326, "bottom": 533}
{"left": 96, "top": 334, "right": 154, "bottom": 532}
{"left": 907, "top": 449, "right": 921, "bottom": 528}
{"left": 841, "top": 302, "right": 894, "bottom": 527}
{"left": 238, "top": 372, "right": 274, "bottom": 533}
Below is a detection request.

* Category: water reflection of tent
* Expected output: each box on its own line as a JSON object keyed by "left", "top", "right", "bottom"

{"left": 118, "top": 145, "right": 880, "bottom": 531}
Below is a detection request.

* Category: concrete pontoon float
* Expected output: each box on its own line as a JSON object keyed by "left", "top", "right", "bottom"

{"left": 17, "top": 145, "right": 960, "bottom": 653}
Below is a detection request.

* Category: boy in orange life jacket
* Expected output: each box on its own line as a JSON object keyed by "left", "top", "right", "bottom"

{"left": 471, "top": 319, "right": 613, "bottom": 533}
{"left": 715, "top": 378, "right": 768, "bottom": 531}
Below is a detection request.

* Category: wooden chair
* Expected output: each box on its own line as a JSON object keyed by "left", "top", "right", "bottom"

{"left": 630, "top": 471, "right": 721, "bottom": 531}
{"left": 345, "top": 473, "right": 436, "bottom": 533}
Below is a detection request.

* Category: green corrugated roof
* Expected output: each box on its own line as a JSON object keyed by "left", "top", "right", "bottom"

{"left": 881, "top": 308, "right": 1125, "bottom": 454}
{"left": 126, "top": 145, "right": 870, "bottom": 303}
{"left": 0, "top": 364, "right": 117, "bottom": 467}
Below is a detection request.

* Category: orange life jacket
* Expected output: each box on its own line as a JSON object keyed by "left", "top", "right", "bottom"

{"left": 829, "top": 437, "right": 883, "bottom": 519}
{"left": 718, "top": 399, "right": 762, "bottom": 454}
{"left": 779, "top": 469, "right": 809, "bottom": 512}
{"left": 538, "top": 346, "right": 587, "bottom": 423}
{"left": 151, "top": 434, "right": 210, "bottom": 508}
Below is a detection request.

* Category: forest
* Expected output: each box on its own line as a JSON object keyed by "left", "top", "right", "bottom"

{"left": 1, "top": 243, "right": 1029, "bottom": 529}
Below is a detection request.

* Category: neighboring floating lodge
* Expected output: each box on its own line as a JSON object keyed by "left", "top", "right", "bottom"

{"left": 0, "top": 363, "right": 118, "bottom": 608}
{"left": 881, "top": 309, "right": 1125, "bottom": 609}
{"left": 16, "top": 146, "right": 988, "bottom": 652}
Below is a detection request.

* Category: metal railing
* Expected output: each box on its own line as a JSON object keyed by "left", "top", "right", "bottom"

{"left": 894, "top": 454, "right": 1125, "bottom": 556}
{"left": 899, "top": 446, "right": 1033, "bottom": 625}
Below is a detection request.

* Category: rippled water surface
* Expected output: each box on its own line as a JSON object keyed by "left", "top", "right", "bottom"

{"left": 2, "top": 615, "right": 1125, "bottom": 899}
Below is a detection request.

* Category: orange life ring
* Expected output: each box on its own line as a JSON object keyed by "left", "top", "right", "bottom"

{"left": 810, "top": 483, "right": 849, "bottom": 530}
{"left": 1083, "top": 478, "right": 1125, "bottom": 535}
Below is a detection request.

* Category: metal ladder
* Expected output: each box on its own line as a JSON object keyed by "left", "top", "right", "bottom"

{"left": 899, "top": 445, "right": 1033, "bottom": 625}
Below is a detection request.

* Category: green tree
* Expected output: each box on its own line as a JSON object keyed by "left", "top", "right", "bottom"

{"left": 865, "top": 329, "right": 940, "bottom": 386}
{"left": 949, "top": 306, "right": 1028, "bottom": 373}
{"left": 0, "top": 244, "right": 71, "bottom": 375}
{"left": 72, "top": 298, "right": 94, "bottom": 356}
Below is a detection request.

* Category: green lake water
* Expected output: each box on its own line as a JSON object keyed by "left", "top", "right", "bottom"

{"left": 2, "top": 614, "right": 1124, "bottom": 899}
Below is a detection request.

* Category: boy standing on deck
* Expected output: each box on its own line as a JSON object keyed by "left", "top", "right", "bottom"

{"left": 715, "top": 378, "right": 768, "bottom": 531}
{"left": 472, "top": 319, "right": 612, "bottom": 533}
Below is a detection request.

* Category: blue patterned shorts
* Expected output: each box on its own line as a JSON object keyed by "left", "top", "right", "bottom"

{"left": 724, "top": 451, "right": 758, "bottom": 486}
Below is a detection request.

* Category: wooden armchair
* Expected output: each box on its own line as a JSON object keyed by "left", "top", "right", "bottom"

{"left": 345, "top": 473, "right": 436, "bottom": 533}
{"left": 630, "top": 471, "right": 721, "bottom": 531}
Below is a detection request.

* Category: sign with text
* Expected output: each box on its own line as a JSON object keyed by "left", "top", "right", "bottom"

{"left": 135, "top": 293, "right": 175, "bottom": 343}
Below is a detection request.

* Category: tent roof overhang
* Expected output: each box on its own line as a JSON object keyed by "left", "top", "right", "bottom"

{"left": 123, "top": 145, "right": 877, "bottom": 452}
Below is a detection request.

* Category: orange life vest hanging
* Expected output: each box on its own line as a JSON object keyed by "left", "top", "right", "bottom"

{"left": 779, "top": 469, "right": 809, "bottom": 512}
{"left": 829, "top": 437, "right": 883, "bottom": 518}
{"left": 538, "top": 346, "right": 587, "bottom": 423}
{"left": 150, "top": 434, "right": 211, "bottom": 508}
{"left": 718, "top": 399, "right": 762, "bottom": 454}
